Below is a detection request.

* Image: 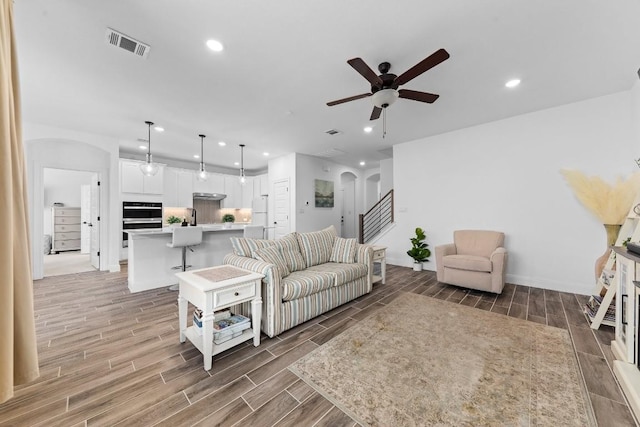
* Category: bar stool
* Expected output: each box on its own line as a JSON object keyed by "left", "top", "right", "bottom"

{"left": 167, "top": 226, "right": 203, "bottom": 290}
{"left": 243, "top": 225, "right": 265, "bottom": 239}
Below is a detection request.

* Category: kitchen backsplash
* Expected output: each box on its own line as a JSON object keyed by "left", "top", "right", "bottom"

{"left": 163, "top": 207, "right": 252, "bottom": 225}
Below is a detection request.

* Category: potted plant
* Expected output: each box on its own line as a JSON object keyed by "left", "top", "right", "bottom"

{"left": 167, "top": 215, "right": 181, "bottom": 227}
{"left": 222, "top": 213, "right": 235, "bottom": 228}
{"left": 407, "top": 227, "right": 431, "bottom": 271}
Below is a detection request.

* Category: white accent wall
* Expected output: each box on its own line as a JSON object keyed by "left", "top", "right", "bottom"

{"left": 375, "top": 89, "right": 638, "bottom": 295}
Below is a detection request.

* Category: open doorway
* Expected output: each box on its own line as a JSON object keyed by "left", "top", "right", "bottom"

{"left": 43, "top": 168, "right": 100, "bottom": 277}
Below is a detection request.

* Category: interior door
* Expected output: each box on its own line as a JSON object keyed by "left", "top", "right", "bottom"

{"left": 342, "top": 180, "right": 356, "bottom": 238}
{"left": 80, "top": 185, "right": 91, "bottom": 253}
{"left": 273, "top": 178, "right": 290, "bottom": 240}
{"left": 90, "top": 174, "right": 100, "bottom": 269}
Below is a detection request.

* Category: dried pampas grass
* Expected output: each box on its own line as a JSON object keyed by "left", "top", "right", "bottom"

{"left": 561, "top": 169, "right": 640, "bottom": 225}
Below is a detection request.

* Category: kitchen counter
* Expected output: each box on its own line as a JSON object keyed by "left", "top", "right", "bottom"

{"left": 126, "top": 224, "right": 245, "bottom": 292}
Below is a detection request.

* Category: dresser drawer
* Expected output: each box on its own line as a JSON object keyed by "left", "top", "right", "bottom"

{"left": 53, "top": 239, "right": 81, "bottom": 250}
{"left": 56, "top": 231, "right": 81, "bottom": 240}
{"left": 373, "top": 248, "right": 386, "bottom": 260}
{"left": 54, "top": 216, "right": 80, "bottom": 225}
{"left": 54, "top": 209, "right": 81, "bottom": 217}
{"left": 54, "top": 224, "right": 81, "bottom": 232}
{"left": 213, "top": 282, "right": 256, "bottom": 307}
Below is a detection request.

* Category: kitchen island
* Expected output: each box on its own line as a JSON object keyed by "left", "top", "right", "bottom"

{"left": 126, "top": 224, "right": 245, "bottom": 293}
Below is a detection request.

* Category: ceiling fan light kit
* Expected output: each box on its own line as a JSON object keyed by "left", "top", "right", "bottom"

{"left": 327, "top": 48, "right": 450, "bottom": 136}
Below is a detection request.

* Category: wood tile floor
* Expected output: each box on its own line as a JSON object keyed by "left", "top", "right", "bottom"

{"left": 1, "top": 265, "right": 637, "bottom": 426}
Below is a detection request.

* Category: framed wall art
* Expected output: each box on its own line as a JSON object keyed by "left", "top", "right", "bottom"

{"left": 314, "top": 179, "right": 334, "bottom": 208}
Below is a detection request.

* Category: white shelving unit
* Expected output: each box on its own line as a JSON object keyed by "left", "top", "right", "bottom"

{"left": 585, "top": 196, "right": 640, "bottom": 329}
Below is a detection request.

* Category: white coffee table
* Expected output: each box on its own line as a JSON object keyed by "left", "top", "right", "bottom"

{"left": 176, "top": 265, "right": 264, "bottom": 371}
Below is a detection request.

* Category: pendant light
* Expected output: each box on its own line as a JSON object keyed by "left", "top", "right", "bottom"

{"left": 239, "top": 144, "right": 246, "bottom": 185}
{"left": 140, "top": 120, "right": 159, "bottom": 176}
{"left": 196, "top": 134, "right": 208, "bottom": 181}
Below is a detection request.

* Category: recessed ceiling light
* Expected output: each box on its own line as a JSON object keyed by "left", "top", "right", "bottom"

{"left": 364, "top": 126, "right": 373, "bottom": 133}
{"left": 139, "top": 145, "right": 147, "bottom": 150}
{"left": 263, "top": 152, "right": 269, "bottom": 156}
{"left": 234, "top": 161, "right": 239, "bottom": 166}
{"left": 193, "top": 154, "right": 200, "bottom": 159}
{"left": 154, "top": 126, "right": 164, "bottom": 132}
{"left": 206, "top": 39, "right": 224, "bottom": 52}
{"left": 218, "top": 141, "right": 226, "bottom": 146}
{"left": 505, "top": 79, "right": 521, "bottom": 88}
{"left": 359, "top": 161, "right": 366, "bottom": 166}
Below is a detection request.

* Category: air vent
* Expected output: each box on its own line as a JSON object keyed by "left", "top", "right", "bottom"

{"left": 106, "top": 28, "right": 150, "bottom": 58}
{"left": 314, "top": 148, "right": 346, "bottom": 158}
{"left": 324, "top": 129, "right": 342, "bottom": 136}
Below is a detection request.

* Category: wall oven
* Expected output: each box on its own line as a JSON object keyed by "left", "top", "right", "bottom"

{"left": 122, "top": 201, "right": 163, "bottom": 247}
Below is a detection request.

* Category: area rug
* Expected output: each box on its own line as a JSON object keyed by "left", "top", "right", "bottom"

{"left": 289, "top": 292, "right": 596, "bottom": 426}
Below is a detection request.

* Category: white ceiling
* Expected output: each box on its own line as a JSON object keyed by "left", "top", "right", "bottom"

{"left": 13, "top": 0, "right": 640, "bottom": 172}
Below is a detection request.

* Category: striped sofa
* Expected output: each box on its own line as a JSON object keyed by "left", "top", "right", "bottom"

{"left": 223, "top": 226, "right": 374, "bottom": 337}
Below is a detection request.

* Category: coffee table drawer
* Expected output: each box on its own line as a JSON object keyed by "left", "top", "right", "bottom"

{"left": 214, "top": 282, "right": 256, "bottom": 306}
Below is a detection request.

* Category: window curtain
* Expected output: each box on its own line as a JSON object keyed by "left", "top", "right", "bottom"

{"left": 0, "top": 0, "right": 40, "bottom": 404}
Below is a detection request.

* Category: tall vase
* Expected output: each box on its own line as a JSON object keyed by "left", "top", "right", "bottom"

{"left": 594, "top": 223, "right": 622, "bottom": 281}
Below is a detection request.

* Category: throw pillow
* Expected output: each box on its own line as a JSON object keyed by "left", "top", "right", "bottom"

{"left": 330, "top": 237, "right": 357, "bottom": 264}
{"left": 230, "top": 237, "right": 274, "bottom": 258}
{"left": 253, "top": 246, "right": 291, "bottom": 277}
{"left": 273, "top": 232, "right": 306, "bottom": 272}
{"left": 296, "top": 227, "right": 336, "bottom": 268}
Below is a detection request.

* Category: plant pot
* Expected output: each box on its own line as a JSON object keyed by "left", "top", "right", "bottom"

{"left": 413, "top": 263, "right": 423, "bottom": 272}
{"left": 223, "top": 222, "right": 232, "bottom": 229}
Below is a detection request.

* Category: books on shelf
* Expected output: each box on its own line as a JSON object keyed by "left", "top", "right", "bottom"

{"left": 584, "top": 295, "right": 615, "bottom": 323}
{"left": 192, "top": 311, "right": 251, "bottom": 343}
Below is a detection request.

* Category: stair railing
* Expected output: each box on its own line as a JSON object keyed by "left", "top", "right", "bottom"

{"left": 359, "top": 189, "right": 394, "bottom": 243}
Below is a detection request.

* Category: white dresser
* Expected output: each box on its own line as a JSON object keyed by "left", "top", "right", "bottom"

{"left": 51, "top": 207, "right": 81, "bottom": 254}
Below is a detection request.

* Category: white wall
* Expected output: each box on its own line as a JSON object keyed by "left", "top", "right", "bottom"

{"left": 43, "top": 168, "right": 93, "bottom": 235}
{"left": 380, "top": 158, "right": 393, "bottom": 196}
{"left": 375, "top": 90, "right": 637, "bottom": 295}
{"left": 24, "top": 122, "right": 122, "bottom": 278}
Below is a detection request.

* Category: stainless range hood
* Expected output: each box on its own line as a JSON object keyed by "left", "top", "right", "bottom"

{"left": 193, "top": 192, "right": 227, "bottom": 201}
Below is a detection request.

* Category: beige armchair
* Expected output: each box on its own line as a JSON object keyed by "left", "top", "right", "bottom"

{"left": 435, "top": 230, "right": 507, "bottom": 294}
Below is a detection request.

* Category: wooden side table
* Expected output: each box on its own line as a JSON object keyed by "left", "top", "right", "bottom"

{"left": 372, "top": 245, "right": 387, "bottom": 284}
{"left": 176, "top": 265, "right": 264, "bottom": 371}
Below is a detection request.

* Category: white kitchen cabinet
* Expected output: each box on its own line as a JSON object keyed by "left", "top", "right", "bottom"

{"left": 163, "top": 167, "right": 179, "bottom": 206}
{"left": 252, "top": 174, "right": 269, "bottom": 197}
{"left": 241, "top": 177, "right": 254, "bottom": 209}
{"left": 222, "top": 175, "right": 240, "bottom": 208}
{"left": 120, "top": 159, "right": 164, "bottom": 195}
{"left": 177, "top": 170, "right": 194, "bottom": 208}
{"left": 193, "top": 172, "right": 225, "bottom": 194}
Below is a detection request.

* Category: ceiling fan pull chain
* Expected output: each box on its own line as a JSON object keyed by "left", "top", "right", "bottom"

{"left": 383, "top": 108, "right": 387, "bottom": 138}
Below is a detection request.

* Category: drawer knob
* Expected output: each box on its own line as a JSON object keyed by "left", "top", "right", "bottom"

{"left": 234, "top": 292, "right": 239, "bottom": 296}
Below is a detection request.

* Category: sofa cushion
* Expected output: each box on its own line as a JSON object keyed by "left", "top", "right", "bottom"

{"left": 442, "top": 254, "right": 492, "bottom": 273}
{"left": 281, "top": 270, "right": 335, "bottom": 301}
{"left": 253, "top": 246, "right": 290, "bottom": 277}
{"left": 296, "top": 226, "right": 337, "bottom": 268}
{"left": 230, "top": 237, "right": 274, "bottom": 258}
{"left": 307, "top": 262, "right": 368, "bottom": 286}
{"left": 329, "top": 237, "right": 357, "bottom": 264}
{"left": 273, "top": 232, "right": 306, "bottom": 273}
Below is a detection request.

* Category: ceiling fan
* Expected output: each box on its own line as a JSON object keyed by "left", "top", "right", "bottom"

{"left": 327, "top": 48, "right": 450, "bottom": 121}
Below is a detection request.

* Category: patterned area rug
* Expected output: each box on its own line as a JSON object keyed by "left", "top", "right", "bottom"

{"left": 289, "top": 292, "right": 596, "bottom": 426}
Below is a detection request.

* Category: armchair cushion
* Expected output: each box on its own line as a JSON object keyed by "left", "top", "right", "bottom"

{"left": 442, "top": 254, "right": 492, "bottom": 273}
{"left": 454, "top": 230, "right": 504, "bottom": 258}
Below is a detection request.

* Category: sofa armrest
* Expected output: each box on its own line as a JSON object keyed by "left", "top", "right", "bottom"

{"left": 435, "top": 243, "right": 456, "bottom": 282}
{"left": 354, "top": 243, "right": 374, "bottom": 290}
{"left": 490, "top": 247, "right": 508, "bottom": 293}
{"left": 223, "top": 253, "right": 283, "bottom": 337}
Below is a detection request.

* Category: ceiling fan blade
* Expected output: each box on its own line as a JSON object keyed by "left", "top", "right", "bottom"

{"left": 398, "top": 89, "right": 440, "bottom": 103}
{"left": 393, "top": 48, "right": 450, "bottom": 87}
{"left": 370, "top": 106, "right": 382, "bottom": 120}
{"left": 326, "top": 93, "right": 372, "bottom": 106}
{"left": 347, "top": 58, "right": 383, "bottom": 87}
